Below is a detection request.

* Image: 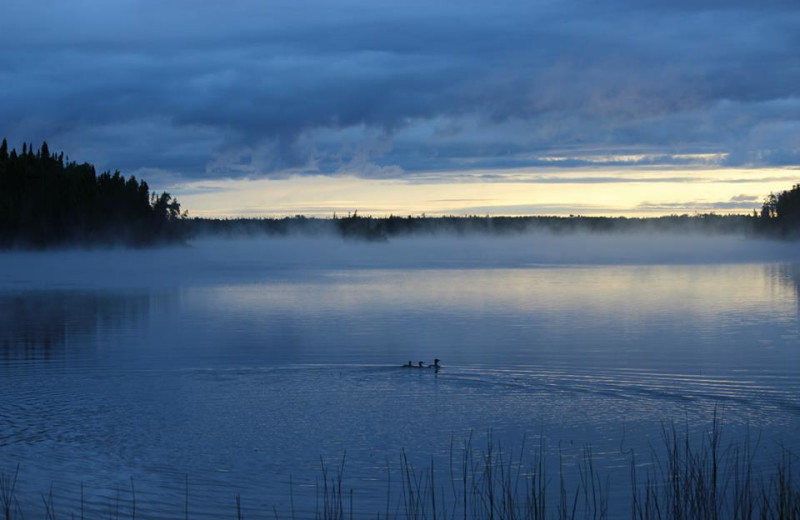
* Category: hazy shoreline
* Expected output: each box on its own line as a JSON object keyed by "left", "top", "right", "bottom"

{"left": 185, "top": 213, "right": 777, "bottom": 242}
{"left": 3, "top": 213, "right": 797, "bottom": 252}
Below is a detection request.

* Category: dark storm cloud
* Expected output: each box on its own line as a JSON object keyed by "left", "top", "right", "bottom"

{"left": 1, "top": 0, "right": 798, "bottom": 181}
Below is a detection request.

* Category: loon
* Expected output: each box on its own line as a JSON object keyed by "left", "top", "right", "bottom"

{"left": 401, "top": 359, "right": 441, "bottom": 370}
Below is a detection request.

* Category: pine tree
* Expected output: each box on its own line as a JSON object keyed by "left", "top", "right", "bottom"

{"left": 0, "top": 139, "right": 186, "bottom": 247}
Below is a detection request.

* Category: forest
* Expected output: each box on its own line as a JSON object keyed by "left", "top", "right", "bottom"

{"left": 1, "top": 139, "right": 799, "bottom": 247}
{"left": 760, "top": 184, "right": 800, "bottom": 230}
{"left": 189, "top": 194, "right": 800, "bottom": 242}
{"left": 0, "top": 140, "right": 184, "bottom": 248}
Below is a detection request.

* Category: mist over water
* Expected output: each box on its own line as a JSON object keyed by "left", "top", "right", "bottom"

{"left": 1, "top": 234, "right": 799, "bottom": 519}
{"left": 2, "top": 233, "right": 799, "bottom": 289}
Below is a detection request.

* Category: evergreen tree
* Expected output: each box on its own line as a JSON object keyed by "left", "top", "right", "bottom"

{"left": 0, "top": 138, "right": 186, "bottom": 248}
{"left": 775, "top": 184, "right": 800, "bottom": 224}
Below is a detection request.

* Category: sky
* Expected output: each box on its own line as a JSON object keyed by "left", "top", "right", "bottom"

{"left": 1, "top": 0, "right": 799, "bottom": 217}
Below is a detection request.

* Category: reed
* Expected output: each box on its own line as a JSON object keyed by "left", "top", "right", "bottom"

{"left": 0, "top": 464, "right": 19, "bottom": 520}
{"left": 0, "top": 423, "right": 797, "bottom": 520}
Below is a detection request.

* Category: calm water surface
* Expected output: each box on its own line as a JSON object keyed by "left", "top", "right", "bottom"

{"left": 1, "top": 237, "right": 799, "bottom": 519}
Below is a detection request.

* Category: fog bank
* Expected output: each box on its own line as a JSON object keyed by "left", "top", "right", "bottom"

{"left": 1, "top": 233, "right": 799, "bottom": 290}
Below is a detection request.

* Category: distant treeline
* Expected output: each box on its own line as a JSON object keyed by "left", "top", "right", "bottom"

{"left": 2, "top": 138, "right": 798, "bottom": 248}
{"left": 189, "top": 182, "right": 800, "bottom": 241}
{"left": 186, "top": 212, "right": 767, "bottom": 242}
{"left": 189, "top": 189, "right": 800, "bottom": 242}
{"left": 0, "top": 139, "right": 184, "bottom": 248}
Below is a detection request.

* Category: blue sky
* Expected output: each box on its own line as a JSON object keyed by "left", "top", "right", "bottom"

{"left": 2, "top": 0, "right": 799, "bottom": 216}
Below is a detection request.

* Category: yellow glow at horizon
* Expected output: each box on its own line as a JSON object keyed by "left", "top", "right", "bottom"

{"left": 173, "top": 167, "right": 800, "bottom": 218}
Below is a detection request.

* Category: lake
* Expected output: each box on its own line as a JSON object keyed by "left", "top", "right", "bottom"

{"left": 1, "top": 235, "right": 799, "bottom": 519}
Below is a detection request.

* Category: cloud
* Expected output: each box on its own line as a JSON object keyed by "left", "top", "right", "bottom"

{"left": 437, "top": 203, "right": 619, "bottom": 216}
{"left": 1, "top": 0, "right": 798, "bottom": 182}
{"left": 636, "top": 199, "right": 764, "bottom": 212}
{"left": 730, "top": 194, "right": 760, "bottom": 203}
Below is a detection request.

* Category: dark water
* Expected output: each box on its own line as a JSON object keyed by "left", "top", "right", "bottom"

{"left": 1, "top": 237, "right": 799, "bottom": 518}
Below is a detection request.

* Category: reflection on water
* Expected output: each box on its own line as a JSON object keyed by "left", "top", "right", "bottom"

{"left": 174, "top": 265, "right": 800, "bottom": 371}
{"left": 0, "top": 290, "right": 154, "bottom": 363}
{"left": 0, "top": 263, "right": 798, "bottom": 519}
{"left": 774, "top": 263, "right": 800, "bottom": 309}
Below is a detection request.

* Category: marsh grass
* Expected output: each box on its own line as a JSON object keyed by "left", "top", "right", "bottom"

{"left": 630, "top": 419, "right": 799, "bottom": 520}
{"left": 0, "top": 465, "right": 20, "bottom": 520}
{"left": 1, "top": 422, "right": 797, "bottom": 520}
